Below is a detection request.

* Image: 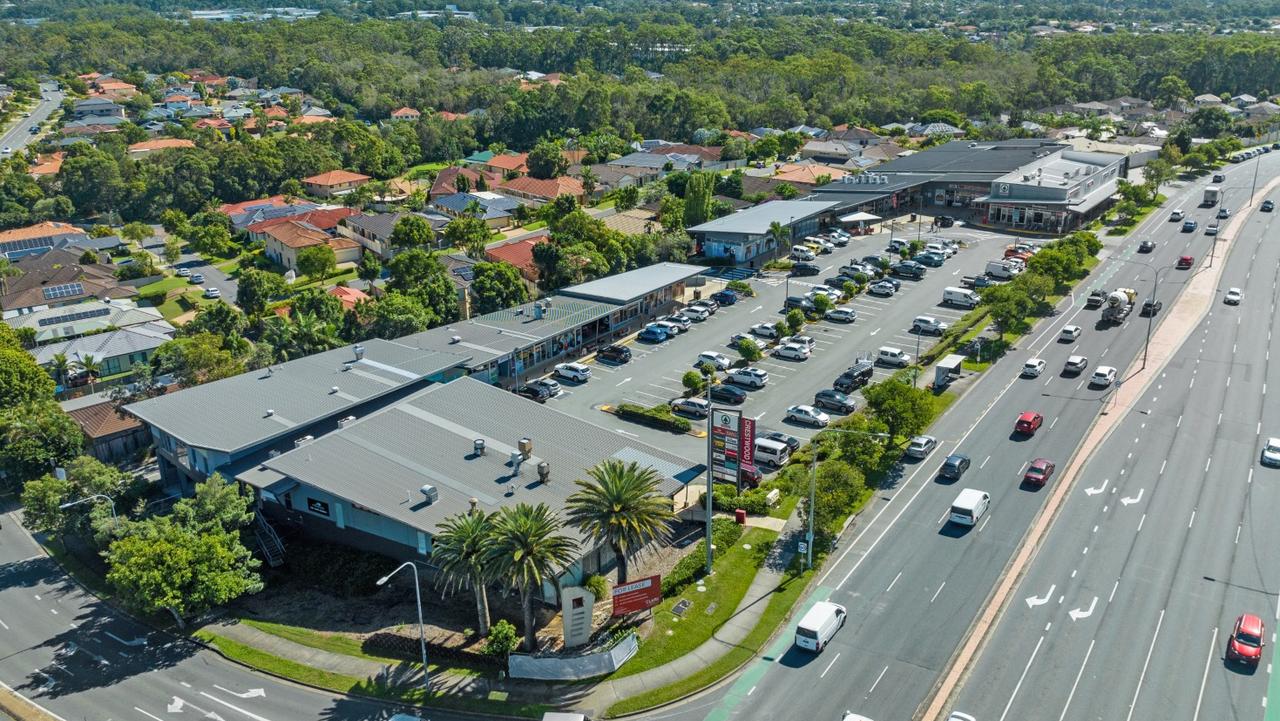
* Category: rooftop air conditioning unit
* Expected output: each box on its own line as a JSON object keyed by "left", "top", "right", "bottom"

{"left": 330, "top": 386, "right": 340, "bottom": 394}
{"left": 518, "top": 437, "right": 533, "bottom": 459}
{"left": 537, "top": 461, "right": 550, "bottom": 483}
{"left": 265, "top": 409, "right": 275, "bottom": 417}
{"left": 294, "top": 435, "right": 315, "bottom": 448}
{"left": 342, "top": 363, "right": 353, "bottom": 371}
{"left": 337, "top": 415, "right": 357, "bottom": 428}
{"left": 419, "top": 484, "right": 439, "bottom": 504}
{"left": 353, "top": 344, "right": 365, "bottom": 360}
{"left": 450, "top": 335, "right": 462, "bottom": 344}
{"left": 268, "top": 450, "right": 281, "bottom": 458}
{"left": 474, "top": 438, "right": 486, "bottom": 456}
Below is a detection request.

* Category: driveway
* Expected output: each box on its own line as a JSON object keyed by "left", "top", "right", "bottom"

{"left": 140, "top": 227, "right": 240, "bottom": 304}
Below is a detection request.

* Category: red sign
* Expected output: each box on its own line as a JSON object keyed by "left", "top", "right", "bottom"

{"left": 611, "top": 575, "right": 662, "bottom": 616}
{"left": 740, "top": 417, "right": 756, "bottom": 467}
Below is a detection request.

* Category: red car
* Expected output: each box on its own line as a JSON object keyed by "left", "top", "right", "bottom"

{"left": 1226, "top": 613, "right": 1265, "bottom": 666}
{"left": 1015, "top": 411, "right": 1044, "bottom": 435}
{"left": 1023, "top": 458, "right": 1056, "bottom": 486}
{"left": 740, "top": 464, "right": 762, "bottom": 488}
{"left": 1177, "top": 255, "right": 1194, "bottom": 269}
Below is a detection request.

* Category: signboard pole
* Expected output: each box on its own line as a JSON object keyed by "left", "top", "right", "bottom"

{"left": 705, "top": 381, "right": 714, "bottom": 576}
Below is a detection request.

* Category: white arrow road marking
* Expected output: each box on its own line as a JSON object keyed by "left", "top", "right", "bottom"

{"left": 167, "top": 697, "right": 223, "bottom": 721}
{"left": 168, "top": 698, "right": 185, "bottom": 714}
{"left": 200, "top": 692, "right": 272, "bottom": 721}
{"left": 1026, "top": 584, "right": 1056, "bottom": 608}
{"left": 1069, "top": 596, "right": 1098, "bottom": 621}
{"left": 212, "top": 686, "right": 265, "bottom": 700}
{"left": 136, "top": 708, "right": 165, "bottom": 721}
{"left": 615, "top": 377, "right": 631, "bottom": 386}
{"left": 1085, "top": 478, "right": 1109, "bottom": 496}
{"left": 870, "top": 327, "right": 880, "bottom": 336}
{"left": 105, "top": 631, "right": 147, "bottom": 646}
{"left": 1121, "top": 489, "right": 1144, "bottom": 506}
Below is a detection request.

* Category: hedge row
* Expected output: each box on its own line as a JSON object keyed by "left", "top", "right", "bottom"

{"left": 661, "top": 518, "right": 745, "bottom": 596}
{"left": 698, "top": 483, "right": 772, "bottom": 515}
{"left": 919, "top": 306, "right": 991, "bottom": 367}
{"left": 615, "top": 402, "right": 692, "bottom": 433}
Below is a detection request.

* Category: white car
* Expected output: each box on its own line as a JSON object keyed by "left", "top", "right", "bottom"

{"left": 682, "top": 305, "right": 710, "bottom": 321}
{"left": 0, "top": 147, "right": 10, "bottom": 155}
{"left": 786, "top": 404, "right": 830, "bottom": 427}
{"left": 774, "top": 343, "right": 811, "bottom": 361}
{"left": 1021, "top": 358, "right": 1046, "bottom": 377}
{"left": 806, "top": 287, "right": 840, "bottom": 302}
{"left": 779, "top": 335, "right": 816, "bottom": 350}
{"left": 651, "top": 320, "right": 684, "bottom": 336}
{"left": 1261, "top": 437, "right": 1280, "bottom": 466}
{"left": 728, "top": 367, "right": 769, "bottom": 388}
{"left": 729, "top": 332, "right": 766, "bottom": 350}
{"left": 905, "top": 434, "right": 938, "bottom": 459}
{"left": 659, "top": 314, "right": 691, "bottom": 331}
{"left": 750, "top": 322, "right": 779, "bottom": 339}
{"left": 554, "top": 362, "right": 592, "bottom": 382}
{"left": 671, "top": 397, "right": 710, "bottom": 418}
{"left": 1059, "top": 325, "right": 1082, "bottom": 342}
{"left": 912, "top": 316, "right": 949, "bottom": 335}
{"left": 1064, "top": 355, "right": 1089, "bottom": 374}
{"left": 868, "top": 281, "right": 897, "bottom": 297}
{"left": 825, "top": 307, "right": 857, "bottom": 323}
{"left": 203, "top": 287, "right": 221, "bottom": 299}
{"left": 177, "top": 268, "right": 191, "bottom": 277}
{"left": 695, "top": 351, "right": 733, "bottom": 371}
{"left": 1225, "top": 287, "right": 1243, "bottom": 305}
{"left": 1090, "top": 365, "right": 1117, "bottom": 387}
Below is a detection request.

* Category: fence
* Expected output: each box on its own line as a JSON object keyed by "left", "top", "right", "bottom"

{"left": 507, "top": 632, "right": 639, "bottom": 680}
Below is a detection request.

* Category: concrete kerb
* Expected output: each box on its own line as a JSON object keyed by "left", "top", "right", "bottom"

{"left": 915, "top": 176, "right": 1280, "bottom": 721}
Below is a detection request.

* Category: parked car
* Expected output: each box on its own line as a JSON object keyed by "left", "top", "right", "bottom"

{"left": 774, "top": 343, "right": 811, "bottom": 361}
{"left": 784, "top": 296, "right": 816, "bottom": 312}
{"left": 1225, "top": 287, "right": 1243, "bottom": 305}
{"left": 729, "top": 332, "right": 767, "bottom": 350}
{"left": 791, "top": 262, "right": 822, "bottom": 277}
{"left": 814, "top": 389, "right": 856, "bottom": 414}
{"left": 1015, "top": 411, "right": 1043, "bottom": 435}
{"left": 711, "top": 289, "right": 739, "bottom": 305}
{"left": 639, "top": 325, "right": 669, "bottom": 343}
{"left": 554, "top": 362, "right": 592, "bottom": 382}
{"left": 825, "top": 307, "right": 857, "bottom": 323}
{"left": 833, "top": 361, "right": 874, "bottom": 393}
{"left": 905, "top": 435, "right": 938, "bottom": 459}
{"left": 690, "top": 297, "right": 719, "bottom": 312}
{"left": 764, "top": 431, "right": 801, "bottom": 452}
{"left": 529, "top": 378, "right": 562, "bottom": 397}
{"left": 189, "top": 273, "right": 205, "bottom": 284}
{"left": 786, "top": 404, "right": 830, "bottom": 427}
{"left": 682, "top": 305, "right": 710, "bottom": 321}
{"left": 177, "top": 268, "right": 191, "bottom": 277}
{"left": 1022, "top": 358, "right": 1046, "bottom": 377}
{"left": 750, "top": 323, "right": 779, "bottom": 339}
{"left": 597, "top": 344, "right": 631, "bottom": 364}
{"left": 912, "top": 316, "right": 949, "bottom": 335}
{"left": 514, "top": 384, "right": 552, "bottom": 403}
{"left": 658, "top": 314, "right": 691, "bottom": 331}
{"left": 912, "top": 252, "right": 945, "bottom": 268}
{"left": 868, "top": 280, "right": 897, "bottom": 297}
{"left": 938, "top": 454, "right": 970, "bottom": 480}
{"left": 1023, "top": 458, "right": 1056, "bottom": 487}
{"left": 695, "top": 351, "right": 733, "bottom": 371}
{"left": 651, "top": 320, "right": 684, "bottom": 336}
{"left": 203, "top": 287, "right": 221, "bottom": 299}
{"left": 891, "top": 261, "right": 926, "bottom": 279}
{"left": 709, "top": 383, "right": 747, "bottom": 404}
{"left": 779, "top": 335, "right": 816, "bottom": 350}
{"left": 670, "top": 397, "right": 711, "bottom": 418}
{"left": 728, "top": 367, "right": 769, "bottom": 388}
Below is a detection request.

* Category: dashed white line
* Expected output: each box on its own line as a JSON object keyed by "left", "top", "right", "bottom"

{"left": 0, "top": 618, "right": 8, "bottom": 630}
{"left": 999, "top": 635, "right": 1046, "bottom": 721}
{"left": 1138, "top": 513, "right": 1146, "bottom": 532}
{"left": 980, "top": 455, "right": 991, "bottom": 469}
{"left": 867, "top": 665, "right": 889, "bottom": 696}
{"left": 1058, "top": 638, "right": 1096, "bottom": 721}
{"left": 886, "top": 571, "right": 903, "bottom": 593}
{"left": 1236, "top": 525, "right": 1242, "bottom": 544}
{"left": 748, "top": 686, "right": 756, "bottom": 696}
{"left": 978, "top": 515, "right": 992, "bottom": 533}
{"left": 1192, "top": 627, "right": 1220, "bottom": 721}
{"left": 1159, "top": 460, "right": 1166, "bottom": 475}
{"left": 1189, "top": 510, "right": 1197, "bottom": 528}
{"left": 931, "top": 583, "right": 946, "bottom": 603}
{"left": 1125, "top": 609, "right": 1165, "bottom": 721}
{"left": 1109, "top": 579, "right": 1119, "bottom": 603}
{"left": 820, "top": 652, "right": 841, "bottom": 678}
{"left": 1049, "top": 417, "right": 1058, "bottom": 430}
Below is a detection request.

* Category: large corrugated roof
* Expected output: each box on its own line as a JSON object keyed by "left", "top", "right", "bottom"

{"left": 125, "top": 340, "right": 469, "bottom": 453}
{"left": 558, "top": 262, "right": 705, "bottom": 305}
{"left": 686, "top": 200, "right": 841, "bottom": 236}
{"left": 238, "top": 377, "right": 705, "bottom": 540}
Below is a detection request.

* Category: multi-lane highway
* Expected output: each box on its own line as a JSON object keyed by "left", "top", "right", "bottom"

{"left": 951, "top": 164, "right": 1280, "bottom": 721}
{"left": 646, "top": 151, "right": 1280, "bottom": 721}
{"left": 0, "top": 82, "right": 62, "bottom": 155}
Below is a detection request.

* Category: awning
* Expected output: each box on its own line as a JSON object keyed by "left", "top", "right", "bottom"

{"left": 839, "top": 211, "right": 881, "bottom": 223}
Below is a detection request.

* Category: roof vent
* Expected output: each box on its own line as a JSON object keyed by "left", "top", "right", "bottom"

{"left": 537, "top": 461, "right": 550, "bottom": 483}
{"left": 337, "top": 415, "right": 356, "bottom": 428}
{"left": 419, "top": 484, "right": 439, "bottom": 504}
{"left": 330, "top": 386, "right": 340, "bottom": 394}
{"left": 294, "top": 434, "right": 314, "bottom": 448}
{"left": 267, "top": 449, "right": 281, "bottom": 458}
{"left": 342, "top": 363, "right": 353, "bottom": 371}
{"left": 265, "top": 409, "right": 275, "bottom": 417}
{"left": 518, "top": 437, "right": 533, "bottom": 459}
{"left": 353, "top": 344, "right": 365, "bottom": 360}
{"left": 506, "top": 483, "right": 516, "bottom": 496}
{"left": 474, "top": 438, "right": 486, "bottom": 456}
{"left": 510, "top": 450, "right": 523, "bottom": 475}
{"left": 450, "top": 335, "right": 462, "bottom": 344}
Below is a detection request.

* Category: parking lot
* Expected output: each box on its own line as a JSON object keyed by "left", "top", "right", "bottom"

{"left": 534, "top": 222, "right": 1026, "bottom": 459}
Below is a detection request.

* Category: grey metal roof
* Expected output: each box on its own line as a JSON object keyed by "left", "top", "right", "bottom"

{"left": 125, "top": 340, "right": 470, "bottom": 454}
{"left": 238, "top": 377, "right": 705, "bottom": 540}
{"left": 9, "top": 299, "right": 167, "bottom": 344}
{"left": 32, "top": 323, "right": 173, "bottom": 366}
{"left": 687, "top": 200, "right": 841, "bottom": 235}
{"left": 558, "top": 262, "right": 705, "bottom": 305}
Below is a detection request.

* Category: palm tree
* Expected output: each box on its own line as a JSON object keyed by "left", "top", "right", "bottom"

{"left": 50, "top": 353, "right": 71, "bottom": 388}
{"left": 565, "top": 460, "right": 676, "bottom": 584}
{"left": 432, "top": 509, "right": 497, "bottom": 636}
{"left": 485, "top": 503, "right": 578, "bottom": 652}
{"left": 76, "top": 354, "right": 102, "bottom": 393}
{"left": 767, "top": 220, "right": 791, "bottom": 257}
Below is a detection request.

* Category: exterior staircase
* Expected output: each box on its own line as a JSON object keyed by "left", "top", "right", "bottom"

{"left": 253, "top": 514, "right": 285, "bottom": 567}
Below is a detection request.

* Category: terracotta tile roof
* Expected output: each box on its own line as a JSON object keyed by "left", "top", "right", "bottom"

{"left": 243, "top": 117, "right": 287, "bottom": 131}
{"left": 262, "top": 220, "right": 331, "bottom": 249}
{"left": 484, "top": 235, "right": 548, "bottom": 279}
{"left": 430, "top": 166, "right": 501, "bottom": 197}
{"left": 437, "top": 111, "right": 466, "bottom": 121}
{"left": 328, "top": 285, "right": 370, "bottom": 310}
{"left": 293, "top": 115, "right": 335, "bottom": 125}
{"left": 499, "top": 174, "right": 584, "bottom": 200}
{"left": 218, "top": 195, "right": 291, "bottom": 216}
{"left": 164, "top": 94, "right": 192, "bottom": 102}
{"left": 193, "top": 118, "right": 231, "bottom": 130}
{"left": 391, "top": 107, "right": 421, "bottom": 118}
{"left": 66, "top": 401, "right": 143, "bottom": 439}
{"left": 303, "top": 169, "right": 371, "bottom": 187}
{"left": 29, "top": 153, "right": 64, "bottom": 177}
{"left": 726, "top": 130, "right": 759, "bottom": 140}
{"left": 486, "top": 153, "right": 529, "bottom": 172}
{"left": 773, "top": 164, "right": 848, "bottom": 185}
{"left": 0, "top": 221, "right": 85, "bottom": 244}
{"left": 328, "top": 235, "right": 359, "bottom": 251}
{"left": 264, "top": 106, "right": 289, "bottom": 118}
{"left": 247, "top": 207, "right": 357, "bottom": 234}
{"left": 128, "top": 138, "right": 196, "bottom": 153}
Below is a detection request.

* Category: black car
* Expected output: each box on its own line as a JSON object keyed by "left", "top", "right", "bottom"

{"left": 784, "top": 296, "right": 815, "bottom": 312}
{"left": 597, "top": 344, "right": 631, "bottom": 364}
{"left": 938, "top": 453, "right": 971, "bottom": 480}
{"left": 1263, "top": 200, "right": 1275, "bottom": 212}
{"left": 1138, "top": 240, "right": 1156, "bottom": 253}
{"left": 791, "top": 262, "right": 821, "bottom": 277}
{"left": 814, "top": 389, "right": 857, "bottom": 414}
{"left": 1085, "top": 289, "right": 1107, "bottom": 309}
{"left": 833, "top": 360, "right": 875, "bottom": 393}
{"left": 763, "top": 431, "right": 801, "bottom": 452}
{"left": 711, "top": 290, "right": 739, "bottom": 305}
{"left": 513, "top": 384, "right": 551, "bottom": 403}
{"left": 862, "top": 255, "right": 889, "bottom": 269}
{"left": 891, "top": 261, "right": 926, "bottom": 279}
{"left": 936, "top": 215, "right": 955, "bottom": 228}
{"left": 709, "top": 384, "right": 747, "bottom": 404}
{"left": 1141, "top": 299, "right": 1163, "bottom": 316}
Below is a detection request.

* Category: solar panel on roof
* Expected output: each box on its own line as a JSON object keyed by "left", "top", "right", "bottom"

{"left": 452, "top": 267, "right": 474, "bottom": 281}
{"left": 41, "top": 282, "right": 85, "bottom": 300}
{"left": 37, "top": 306, "right": 112, "bottom": 327}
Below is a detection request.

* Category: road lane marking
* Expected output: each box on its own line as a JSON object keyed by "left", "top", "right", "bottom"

{"left": 1109, "top": 580, "right": 1119, "bottom": 603}
{"left": 1237, "top": 525, "right": 1242, "bottom": 544}
{"left": 820, "top": 652, "right": 841, "bottom": 678}
{"left": 1058, "top": 638, "right": 1096, "bottom": 721}
{"left": 616, "top": 377, "right": 632, "bottom": 386}
{"left": 978, "top": 515, "right": 992, "bottom": 533}
{"left": 1189, "top": 510, "right": 1196, "bottom": 528}
{"left": 931, "top": 583, "right": 946, "bottom": 603}
{"left": 1192, "top": 627, "right": 1220, "bottom": 721}
{"left": 134, "top": 709, "right": 164, "bottom": 721}
{"left": 1125, "top": 609, "right": 1166, "bottom": 721}
{"left": 886, "top": 571, "right": 902, "bottom": 593}
{"left": 1137, "top": 513, "right": 1145, "bottom": 531}
{"left": 998, "top": 635, "right": 1045, "bottom": 721}
{"left": 199, "top": 693, "right": 272, "bottom": 721}
{"left": 0, "top": 618, "right": 7, "bottom": 630}
{"left": 867, "top": 665, "right": 889, "bottom": 696}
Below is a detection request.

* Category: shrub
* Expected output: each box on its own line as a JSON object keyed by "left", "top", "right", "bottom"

{"left": 661, "top": 518, "right": 745, "bottom": 596}
{"left": 726, "top": 280, "right": 755, "bottom": 296}
{"left": 615, "top": 403, "right": 692, "bottom": 433}
{"left": 698, "top": 484, "right": 771, "bottom": 515}
{"left": 582, "top": 573, "right": 609, "bottom": 600}
{"left": 485, "top": 619, "right": 519, "bottom": 657}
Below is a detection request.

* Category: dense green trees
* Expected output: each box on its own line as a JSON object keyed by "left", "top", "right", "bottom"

{"left": 469, "top": 261, "right": 530, "bottom": 314}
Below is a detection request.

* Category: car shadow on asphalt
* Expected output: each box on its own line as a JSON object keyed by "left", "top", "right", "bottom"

{"left": 938, "top": 523, "right": 973, "bottom": 538}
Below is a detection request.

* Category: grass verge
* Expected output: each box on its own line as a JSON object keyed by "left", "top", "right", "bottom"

{"left": 195, "top": 630, "right": 547, "bottom": 719}
{"left": 606, "top": 527, "right": 777, "bottom": 679}
{"left": 238, "top": 618, "right": 482, "bottom": 677}
{"left": 605, "top": 563, "right": 814, "bottom": 717}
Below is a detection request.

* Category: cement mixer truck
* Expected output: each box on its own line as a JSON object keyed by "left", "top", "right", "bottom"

{"left": 1101, "top": 288, "right": 1137, "bottom": 324}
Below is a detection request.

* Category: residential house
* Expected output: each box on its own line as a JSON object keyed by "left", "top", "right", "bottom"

{"left": 828, "top": 126, "right": 883, "bottom": 146}
{"left": 497, "top": 175, "right": 585, "bottom": 205}
{"left": 28, "top": 153, "right": 64, "bottom": 178}
{"left": 32, "top": 322, "right": 175, "bottom": 378}
{"left": 481, "top": 152, "right": 530, "bottom": 177}
{"left": 218, "top": 195, "right": 321, "bottom": 231}
{"left": 1194, "top": 93, "right": 1223, "bottom": 107}
{"left": 328, "top": 285, "right": 370, "bottom": 311}
{"left": 64, "top": 397, "right": 154, "bottom": 463}
{"left": 192, "top": 118, "right": 232, "bottom": 136}
{"left": 222, "top": 105, "right": 253, "bottom": 122}
{"left": 601, "top": 209, "right": 660, "bottom": 236}
{"left": 565, "top": 163, "right": 649, "bottom": 199}
{"left": 1071, "top": 101, "right": 1113, "bottom": 117}
{"left": 484, "top": 235, "right": 548, "bottom": 281}
{"left": 726, "top": 129, "right": 760, "bottom": 142}
{"left": 293, "top": 115, "right": 335, "bottom": 127}
{"left": 126, "top": 138, "right": 196, "bottom": 158}
{"left": 461, "top": 149, "right": 495, "bottom": 166}
{"left": 182, "top": 106, "right": 217, "bottom": 120}
{"left": 800, "top": 139, "right": 862, "bottom": 163}
{"left": 72, "top": 98, "right": 126, "bottom": 120}
{"left": 608, "top": 151, "right": 702, "bottom": 172}
{"left": 337, "top": 211, "right": 449, "bottom": 260}
{"left": 6, "top": 298, "right": 169, "bottom": 345}
{"left": 860, "top": 142, "right": 910, "bottom": 165}
{"left": 246, "top": 207, "right": 358, "bottom": 242}
{"left": 431, "top": 192, "right": 522, "bottom": 229}
{"left": 0, "top": 249, "right": 135, "bottom": 318}
{"left": 302, "top": 170, "right": 371, "bottom": 198}
{"left": 390, "top": 107, "right": 421, "bottom": 121}
{"left": 1232, "top": 94, "right": 1259, "bottom": 107}
{"left": 430, "top": 166, "right": 501, "bottom": 198}
{"left": 143, "top": 107, "right": 178, "bottom": 122}
{"left": 0, "top": 221, "right": 89, "bottom": 259}
{"left": 788, "top": 125, "right": 829, "bottom": 139}
{"left": 772, "top": 163, "right": 849, "bottom": 186}
{"left": 909, "top": 122, "right": 965, "bottom": 138}
{"left": 436, "top": 110, "right": 467, "bottom": 122}
{"left": 1243, "top": 102, "right": 1280, "bottom": 121}
{"left": 262, "top": 220, "right": 361, "bottom": 271}
{"left": 163, "top": 93, "right": 193, "bottom": 111}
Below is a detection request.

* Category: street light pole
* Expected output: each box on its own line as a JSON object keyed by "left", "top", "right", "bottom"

{"left": 805, "top": 428, "right": 890, "bottom": 569}
{"left": 59, "top": 494, "right": 117, "bottom": 528}
{"left": 377, "top": 561, "right": 429, "bottom": 697}
{"left": 704, "top": 367, "right": 714, "bottom": 576}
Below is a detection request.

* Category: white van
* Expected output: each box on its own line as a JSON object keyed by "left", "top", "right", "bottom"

{"left": 877, "top": 346, "right": 911, "bottom": 367}
{"left": 754, "top": 437, "right": 791, "bottom": 468}
{"left": 943, "top": 286, "right": 981, "bottom": 309}
{"left": 794, "top": 601, "right": 846, "bottom": 652}
{"left": 949, "top": 488, "right": 990, "bottom": 526}
{"left": 985, "top": 260, "right": 1021, "bottom": 279}
{"left": 791, "top": 245, "right": 816, "bottom": 261}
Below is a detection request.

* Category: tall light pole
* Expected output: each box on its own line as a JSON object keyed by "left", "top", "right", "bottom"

{"left": 805, "top": 428, "right": 890, "bottom": 569}
{"left": 703, "top": 363, "right": 716, "bottom": 576}
{"left": 1108, "top": 257, "right": 1176, "bottom": 370}
{"left": 377, "top": 561, "right": 429, "bottom": 696}
{"left": 59, "top": 494, "right": 117, "bottom": 528}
